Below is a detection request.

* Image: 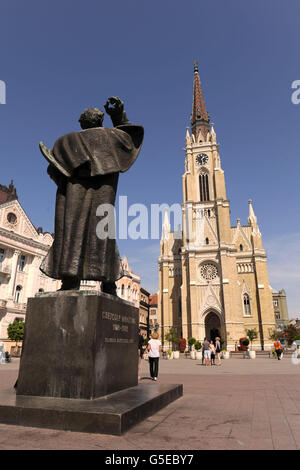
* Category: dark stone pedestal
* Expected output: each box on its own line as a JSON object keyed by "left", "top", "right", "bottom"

{"left": 5, "top": 290, "right": 183, "bottom": 435}
{"left": 16, "top": 291, "right": 139, "bottom": 399}
{"left": 0, "top": 383, "right": 183, "bottom": 435}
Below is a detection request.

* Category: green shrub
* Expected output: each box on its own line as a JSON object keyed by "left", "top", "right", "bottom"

{"left": 246, "top": 328, "right": 258, "bottom": 350}
{"left": 188, "top": 337, "right": 196, "bottom": 345}
{"left": 165, "top": 328, "right": 179, "bottom": 351}
{"left": 7, "top": 320, "right": 24, "bottom": 345}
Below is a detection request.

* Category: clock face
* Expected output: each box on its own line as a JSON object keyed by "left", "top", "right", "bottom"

{"left": 196, "top": 153, "right": 208, "bottom": 165}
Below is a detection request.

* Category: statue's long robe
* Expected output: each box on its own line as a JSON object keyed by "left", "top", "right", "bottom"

{"left": 40, "top": 124, "right": 144, "bottom": 281}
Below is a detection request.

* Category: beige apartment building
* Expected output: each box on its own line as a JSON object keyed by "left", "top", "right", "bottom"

{"left": 272, "top": 288, "right": 289, "bottom": 330}
{"left": 149, "top": 294, "right": 159, "bottom": 334}
{"left": 116, "top": 256, "right": 150, "bottom": 336}
{"left": 158, "top": 63, "right": 276, "bottom": 351}
{"left": 0, "top": 181, "right": 59, "bottom": 340}
{"left": 116, "top": 256, "right": 140, "bottom": 308}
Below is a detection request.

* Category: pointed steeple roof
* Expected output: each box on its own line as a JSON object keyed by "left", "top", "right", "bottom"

{"left": 248, "top": 199, "right": 261, "bottom": 238}
{"left": 162, "top": 208, "right": 171, "bottom": 240}
{"left": 248, "top": 199, "right": 257, "bottom": 226}
{"left": 191, "top": 61, "right": 210, "bottom": 140}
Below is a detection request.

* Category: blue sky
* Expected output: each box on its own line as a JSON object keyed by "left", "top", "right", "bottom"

{"left": 0, "top": 0, "right": 299, "bottom": 315}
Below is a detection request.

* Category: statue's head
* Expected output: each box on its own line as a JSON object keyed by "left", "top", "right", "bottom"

{"left": 78, "top": 108, "right": 105, "bottom": 129}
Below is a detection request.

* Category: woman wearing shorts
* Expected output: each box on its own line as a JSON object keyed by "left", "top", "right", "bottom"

{"left": 215, "top": 337, "right": 221, "bottom": 365}
{"left": 202, "top": 337, "right": 211, "bottom": 366}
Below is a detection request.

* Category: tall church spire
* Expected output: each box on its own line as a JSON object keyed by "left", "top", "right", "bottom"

{"left": 248, "top": 199, "right": 261, "bottom": 238}
{"left": 191, "top": 61, "right": 210, "bottom": 140}
{"left": 162, "top": 208, "right": 171, "bottom": 240}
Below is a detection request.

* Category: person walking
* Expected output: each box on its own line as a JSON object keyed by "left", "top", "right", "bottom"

{"left": 202, "top": 345, "right": 205, "bottom": 365}
{"left": 202, "top": 337, "right": 211, "bottom": 366}
{"left": 147, "top": 332, "right": 162, "bottom": 380}
{"left": 138, "top": 329, "right": 145, "bottom": 380}
{"left": 274, "top": 339, "right": 283, "bottom": 360}
{"left": 215, "top": 337, "right": 221, "bottom": 365}
{"left": 210, "top": 340, "right": 216, "bottom": 365}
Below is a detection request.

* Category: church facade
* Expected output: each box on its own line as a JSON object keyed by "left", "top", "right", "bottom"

{"left": 158, "top": 63, "right": 276, "bottom": 351}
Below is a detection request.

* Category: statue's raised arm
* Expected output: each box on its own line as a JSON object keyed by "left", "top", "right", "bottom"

{"left": 104, "top": 96, "right": 130, "bottom": 127}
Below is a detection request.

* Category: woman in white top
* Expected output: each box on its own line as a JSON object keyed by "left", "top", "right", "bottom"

{"left": 147, "top": 331, "right": 162, "bottom": 381}
{"left": 209, "top": 341, "right": 216, "bottom": 365}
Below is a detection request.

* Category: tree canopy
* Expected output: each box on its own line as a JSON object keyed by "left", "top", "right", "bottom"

{"left": 7, "top": 320, "right": 24, "bottom": 344}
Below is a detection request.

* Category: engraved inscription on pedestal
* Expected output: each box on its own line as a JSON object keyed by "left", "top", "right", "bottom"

{"left": 102, "top": 311, "right": 136, "bottom": 344}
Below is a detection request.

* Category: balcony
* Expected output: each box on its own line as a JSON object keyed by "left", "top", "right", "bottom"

{"left": 0, "top": 263, "right": 11, "bottom": 277}
{"left": 13, "top": 302, "right": 27, "bottom": 313}
{"left": 6, "top": 300, "right": 27, "bottom": 313}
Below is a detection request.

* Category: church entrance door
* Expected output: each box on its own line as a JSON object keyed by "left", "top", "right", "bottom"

{"left": 205, "top": 312, "right": 221, "bottom": 342}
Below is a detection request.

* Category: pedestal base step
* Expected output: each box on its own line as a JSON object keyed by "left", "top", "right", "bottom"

{"left": 0, "top": 383, "right": 183, "bottom": 435}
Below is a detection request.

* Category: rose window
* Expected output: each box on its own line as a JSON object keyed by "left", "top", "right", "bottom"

{"left": 200, "top": 263, "right": 218, "bottom": 281}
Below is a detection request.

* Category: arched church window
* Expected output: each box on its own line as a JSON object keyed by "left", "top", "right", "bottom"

{"left": 205, "top": 237, "right": 209, "bottom": 245}
{"left": 14, "top": 285, "right": 22, "bottom": 303}
{"left": 185, "top": 178, "right": 188, "bottom": 201}
{"left": 178, "top": 296, "right": 182, "bottom": 319}
{"left": 121, "top": 284, "right": 124, "bottom": 296}
{"left": 199, "top": 173, "right": 210, "bottom": 202}
{"left": 19, "top": 255, "right": 26, "bottom": 272}
{"left": 240, "top": 244, "right": 243, "bottom": 251}
{"left": 243, "top": 294, "right": 251, "bottom": 316}
{"left": 0, "top": 248, "right": 4, "bottom": 263}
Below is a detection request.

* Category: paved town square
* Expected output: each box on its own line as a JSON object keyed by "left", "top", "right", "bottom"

{"left": 1, "top": 0, "right": 299, "bottom": 455}
{"left": 0, "top": 356, "right": 299, "bottom": 450}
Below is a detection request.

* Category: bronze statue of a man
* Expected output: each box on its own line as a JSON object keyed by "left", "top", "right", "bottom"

{"left": 39, "top": 97, "right": 144, "bottom": 293}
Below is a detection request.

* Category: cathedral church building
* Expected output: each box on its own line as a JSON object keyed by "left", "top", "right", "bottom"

{"left": 158, "top": 63, "right": 276, "bottom": 351}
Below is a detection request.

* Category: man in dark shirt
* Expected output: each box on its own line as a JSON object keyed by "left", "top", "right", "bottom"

{"left": 138, "top": 329, "right": 145, "bottom": 380}
{"left": 203, "top": 337, "right": 211, "bottom": 366}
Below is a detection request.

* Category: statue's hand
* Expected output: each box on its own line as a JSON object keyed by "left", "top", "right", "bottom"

{"left": 104, "top": 96, "right": 124, "bottom": 117}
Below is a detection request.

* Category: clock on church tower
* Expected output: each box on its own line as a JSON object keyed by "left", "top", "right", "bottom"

{"left": 196, "top": 153, "right": 208, "bottom": 165}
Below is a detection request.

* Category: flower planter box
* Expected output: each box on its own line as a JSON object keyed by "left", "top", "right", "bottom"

{"left": 222, "top": 351, "right": 230, "bottom": 359}
{"left": 249, "top": 350, "right": 256, "bottom": 359}
{"left": 190, "top": 350, "right": 196, "bottom": 360}
{"left": 173, "top": 351, "right": 180, "bottom": 359}
{"left": 10, "top": 346, "right": 22, "bottom": 357}
{"left": 195, "top": 351, "right": 202, "bottom": 360}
